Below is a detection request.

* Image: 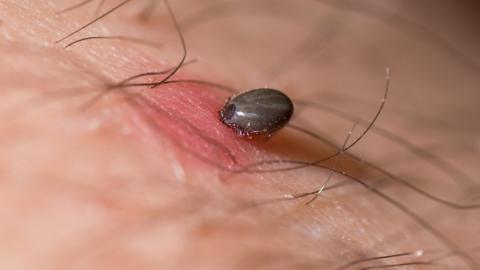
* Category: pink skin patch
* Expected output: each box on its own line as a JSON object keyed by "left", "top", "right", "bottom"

{"left": 127, "top": 78, "right": 264, "bottom": 170}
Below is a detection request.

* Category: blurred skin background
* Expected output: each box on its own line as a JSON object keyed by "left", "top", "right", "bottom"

{"left": 0, "top": 0, "right": 479, "bottom": 269}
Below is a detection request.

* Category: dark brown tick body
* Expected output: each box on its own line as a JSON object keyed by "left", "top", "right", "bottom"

{"left": 219, "top": 88, "right": 294, "bottom": 137}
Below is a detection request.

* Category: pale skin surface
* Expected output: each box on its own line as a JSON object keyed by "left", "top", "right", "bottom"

{"left": 0, "top": 0, "right": 479, "bottom": 269}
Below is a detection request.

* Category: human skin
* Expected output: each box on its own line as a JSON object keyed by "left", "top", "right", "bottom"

{"left": 0, "top": 0, "right": 479, "bottom": 269}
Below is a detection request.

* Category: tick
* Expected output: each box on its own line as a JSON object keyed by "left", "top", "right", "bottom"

{"left": 219, "top": 88, "right": 294, "bottom": 137}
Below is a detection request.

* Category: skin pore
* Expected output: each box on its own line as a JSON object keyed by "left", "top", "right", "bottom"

{"left": 1, "top": 0, "right": 480, "bottom": 269}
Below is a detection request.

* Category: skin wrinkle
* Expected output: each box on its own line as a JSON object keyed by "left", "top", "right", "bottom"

{"left": 0, "top": 0, "right": 479, "bottom": 270}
